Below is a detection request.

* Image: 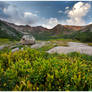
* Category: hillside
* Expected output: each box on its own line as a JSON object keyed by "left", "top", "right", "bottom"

{"left": 7, "top": 22, "right": 83, "bottom": 34}
{"left": 0, "top": 19, "right": 92, "bottom": 42}
{"left": 4, "top": 20, "right": 83, "bottom": 40}
{"left": 67, "top": 24, "right": 92, "bottom": 42}
{"left": 0, "top": 20, "right": 23, "bottom": 41}
{"left": 5, "top": 21, "right": 49, "bottom": 34}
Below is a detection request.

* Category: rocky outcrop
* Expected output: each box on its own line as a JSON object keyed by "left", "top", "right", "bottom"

{"left": 47, "top": 42, "right": 92, "bottom": 55}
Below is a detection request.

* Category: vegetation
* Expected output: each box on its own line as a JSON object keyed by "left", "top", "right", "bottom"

{"left": 37, "top": 39, "right": 70, "bottom": 51}
{"left": 0, "top": 20, "right": 23, "bottom": 41}
{"left": 63, "top": 31, "right": 92, "bottom": 42}
{"left": 0, "top": 48, "right": 92, "bottom": 91}
{"left": 72, "top": 31, "right": 92, "bottom": 42}
{"left": 88, "top": 43, "right": 92, "bottom": 46}
{"left": 0, "top": 19, "right": 92, "bottom": 91}
{"left": 32, "top": 29, "right": 92, "bottom": 43}
{"left": 0, "top": 38, "right": 11, "bottom": 45}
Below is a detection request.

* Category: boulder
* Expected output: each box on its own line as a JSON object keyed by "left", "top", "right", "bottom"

{"left": 20, "top": 34, "right": 35, "bottom": 45}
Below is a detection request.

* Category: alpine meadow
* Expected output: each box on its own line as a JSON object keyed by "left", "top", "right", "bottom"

{"left": 0, "top": 1, "right": 92, "bottom": 91}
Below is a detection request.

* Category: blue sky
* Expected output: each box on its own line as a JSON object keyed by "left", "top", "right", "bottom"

{"left": 0, "top": 1, "right": 92, "bottom": 29}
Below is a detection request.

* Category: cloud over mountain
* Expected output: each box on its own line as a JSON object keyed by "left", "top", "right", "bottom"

{"left": 66, "top": 2, "right": 91, "bottom": 25}
{"left": 0, "top": 1, "right": 92, "bottom": 28}
{"left": 42, "top": 18, "right": 59, "bottom": 29}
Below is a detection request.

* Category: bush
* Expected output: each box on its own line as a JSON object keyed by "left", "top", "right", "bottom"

{"left": 0, "top": 48, "right": 92, "bottom": 91}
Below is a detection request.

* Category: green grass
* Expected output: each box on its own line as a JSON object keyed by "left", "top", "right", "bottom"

{"left": 88, "top": 43, "right": 92, "bottom": 46}
{"left": 32, "top": 28, "right": 92, "bottom": 43}
{"left": 37, "top": 39, "right": 69, "bottom": 51}
{"left": 0, "top": 48, "right": 92, "bottom": 91}
{"left": 0, "top": 38, "right": 18, "bottom": 45}
{"left": 0, "top": 38, "right": 11, "bottom": 45}
{"left": 37, "top": 43, "right": 55, "bottom": 51}
{"left": 37, "top": 39, "right": 80, "bottom": 51}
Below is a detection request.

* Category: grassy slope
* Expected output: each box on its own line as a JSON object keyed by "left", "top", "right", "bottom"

{"left": 0, "top": 20, "right": 23, "bottom": 41}
{"left": 31, "top": 27, "right": 92, "bottom": 43}
{"left": 54, "top": 30, "right": 92, "bottom": 43}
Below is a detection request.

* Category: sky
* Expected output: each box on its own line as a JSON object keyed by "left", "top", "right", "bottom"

{"left": 0, "top": 1, "right": 92, "bottom": 29}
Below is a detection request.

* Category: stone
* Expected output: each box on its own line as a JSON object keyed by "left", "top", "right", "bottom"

{"left": 20, "top": 34, "right": 35, "bottom": 45}
{"left": 31, "top": 42, "right": 46, "bottom": 49}
{"left": 11, "top": 48, "right": 19, "bottom": 52}
{"left": 47, "top": 42, "right": 92, "bottom": 55}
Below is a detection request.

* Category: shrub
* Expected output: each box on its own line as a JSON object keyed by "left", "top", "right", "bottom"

{"left": 0, "top": 48, "right": 92, "bottom": 91}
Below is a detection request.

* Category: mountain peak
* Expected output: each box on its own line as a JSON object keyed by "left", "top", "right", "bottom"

{"left": 25, "top": 25, "right": 31, "bottom": 27}
{"left": 54, "top": 24, "right": 62, "bottom": 28}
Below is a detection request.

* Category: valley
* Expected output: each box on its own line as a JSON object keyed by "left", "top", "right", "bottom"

{"left": 0, "top": 19, "right": 92, "bottom": 91}
{"left": 0, "top": 19, "right": 92, "bottom": 54}
{"left": 1, "top": 1, "right": 92, "bottom": 91}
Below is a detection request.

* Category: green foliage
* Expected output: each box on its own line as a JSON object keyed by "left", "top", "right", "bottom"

{"left": 66, "top": 31, "right": 92, "bottom": 42}
{"left": 74, "top": 32, "right": 92, "bottom": 42}
{"left": 32, "top": 28, "right": 92, "bottom": 43}
{"left": 0, "top": 48, "right": 92, "bottom": 91}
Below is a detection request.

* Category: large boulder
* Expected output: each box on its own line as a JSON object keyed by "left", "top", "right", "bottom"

{"left": 20, "top": 34, "right": 35, "bottom": 45}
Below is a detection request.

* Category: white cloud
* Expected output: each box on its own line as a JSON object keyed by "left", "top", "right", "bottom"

{"left": 24, "top": 12, "right": 37, "bottom": 17}
{"left": 3, "top": 5, "right": 39, "bottom": 26}
{"left": 2, "top": 5, "right": 59, "bottom": 28}
{"left": 66, "top": 2, "right": 91, "bottom": 25}
{"left": 65, "top": 6, "right": 69, "bottom": 10}
{"left": 23, "top": 12, "right": 39, "bottom": 25}
{"left": 3, "top": 6, "right": 17, "bottom": 16}
{"left": 58, "top": 10, "right": 63, "bottom": 14}
{"left": 88, "top": 22, "right": 92, "bottom": 25}
{"left": 42, "top": 18, "right": 59, "bottom": 29}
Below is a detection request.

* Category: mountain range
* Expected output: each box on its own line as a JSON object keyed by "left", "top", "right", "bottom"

{"left": 0, "top": 19, "right": 92, "bottom": 42}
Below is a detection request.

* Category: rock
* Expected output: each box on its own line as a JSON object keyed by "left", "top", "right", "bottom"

{"left": 11, "top": 48, "right": 19, "bottom": 52}
{"left": 20, "top": 34, "right": 35, "bottom": 45}
{"left": 21, "top": 48, "right": 24, "bottom": 50}
{"left": 47, "top": 42, "right": 92, "bottom": 55}
{"left": 31, "top": 42, "right": 46, "bottom": 49}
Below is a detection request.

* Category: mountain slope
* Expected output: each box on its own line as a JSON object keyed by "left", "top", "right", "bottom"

{"left": 1, "top": 19, "right": 92, "bottom": 42}
{"left": 67, "top": 24, "right": 92, "bottom": 42}
{"left": 5, "top": 22, "right": 83, "bottom": 40}
{"left": 0, "top": 20, "right": 23, "bottom": 41}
